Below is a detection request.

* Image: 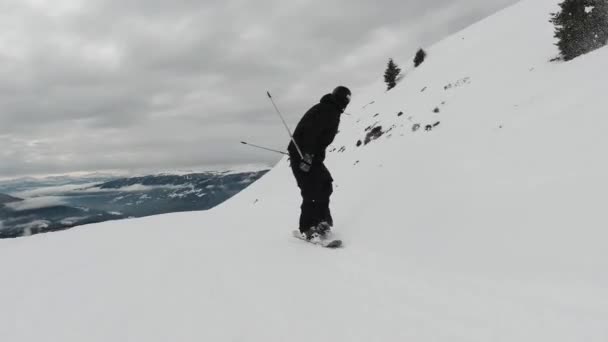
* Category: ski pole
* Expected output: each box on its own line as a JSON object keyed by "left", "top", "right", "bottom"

{"left": 266, "top": 91, "right": 304, "bottom": 159}
{"left": 240, "top": 141, "right": 289, "bottom": 156}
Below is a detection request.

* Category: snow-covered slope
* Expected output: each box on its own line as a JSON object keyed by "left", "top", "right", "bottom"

{"left": 2, "top": 0, "right": 607, "bottom": 341}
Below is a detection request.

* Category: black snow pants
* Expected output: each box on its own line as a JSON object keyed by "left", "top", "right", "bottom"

{"left": 290, "top": 160, "right": 334, "bottom": 232}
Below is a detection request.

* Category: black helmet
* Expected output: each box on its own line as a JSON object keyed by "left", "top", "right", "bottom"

{"left": 332, "top": 86, "right": 351, "bottom": 108}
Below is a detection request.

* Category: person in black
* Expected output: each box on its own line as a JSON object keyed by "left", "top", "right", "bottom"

{"left": 288, "top": 86, "right": 351, "bottom": 240}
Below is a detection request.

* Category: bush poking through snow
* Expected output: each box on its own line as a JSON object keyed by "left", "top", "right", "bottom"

{"left": 414, "top": 48, "right": 427, "bottom": 67}
{"left": 364, "top": 126, "right": 384, "bottom": 145}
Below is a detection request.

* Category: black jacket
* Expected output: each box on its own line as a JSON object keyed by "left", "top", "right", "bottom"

{"left": 288, "top": 94, "right": 344, "bottom": 163}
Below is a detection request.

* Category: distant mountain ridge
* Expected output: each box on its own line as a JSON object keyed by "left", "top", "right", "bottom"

{"left": 0, "top": 193, "right": 22, "bottom": 205}
{"left": 0, "top": 170, "right": 268, "bottom": 238}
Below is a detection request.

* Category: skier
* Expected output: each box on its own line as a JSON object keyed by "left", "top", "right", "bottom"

{"left": 288, "top": 86, "right": 351, "bottom": 241}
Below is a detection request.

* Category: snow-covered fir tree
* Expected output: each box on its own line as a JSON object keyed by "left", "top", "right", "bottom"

{"left": 384, "top": 58, "right": 401, "bottom": 90}
{"left": 551, "top": 0, "right": 608, "bottom": 60}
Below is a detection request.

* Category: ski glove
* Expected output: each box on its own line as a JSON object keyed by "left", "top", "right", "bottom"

{"left": 299, "top": 154, "right": 314, "bottom": 173}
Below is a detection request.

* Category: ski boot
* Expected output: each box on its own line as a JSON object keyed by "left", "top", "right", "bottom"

{"left": 301, "top": 227, "right": 322, "bottom": 243}
{"left": 316, "top": 221, "right": 332, "bottom": 239}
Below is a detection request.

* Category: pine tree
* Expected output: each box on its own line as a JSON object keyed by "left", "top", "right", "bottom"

{"left": 551, "top": 0, "right": 608, "bottom": 61}
{"left": 413, "top": 48, "right": 427, "bottom": 67}
{"left": 591, "top": 0, "right": 608, "bottom": 47}
{"left": 384, "top": 58, "right": 401, "bottom": 91}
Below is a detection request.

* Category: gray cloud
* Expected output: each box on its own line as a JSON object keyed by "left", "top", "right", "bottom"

{"left": 0, "top": 0, "right": 517, "bottom": 178}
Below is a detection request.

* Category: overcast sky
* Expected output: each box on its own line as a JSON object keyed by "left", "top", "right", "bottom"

{"left": 0, "top": 0, "right": 518, "bottom": 179}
